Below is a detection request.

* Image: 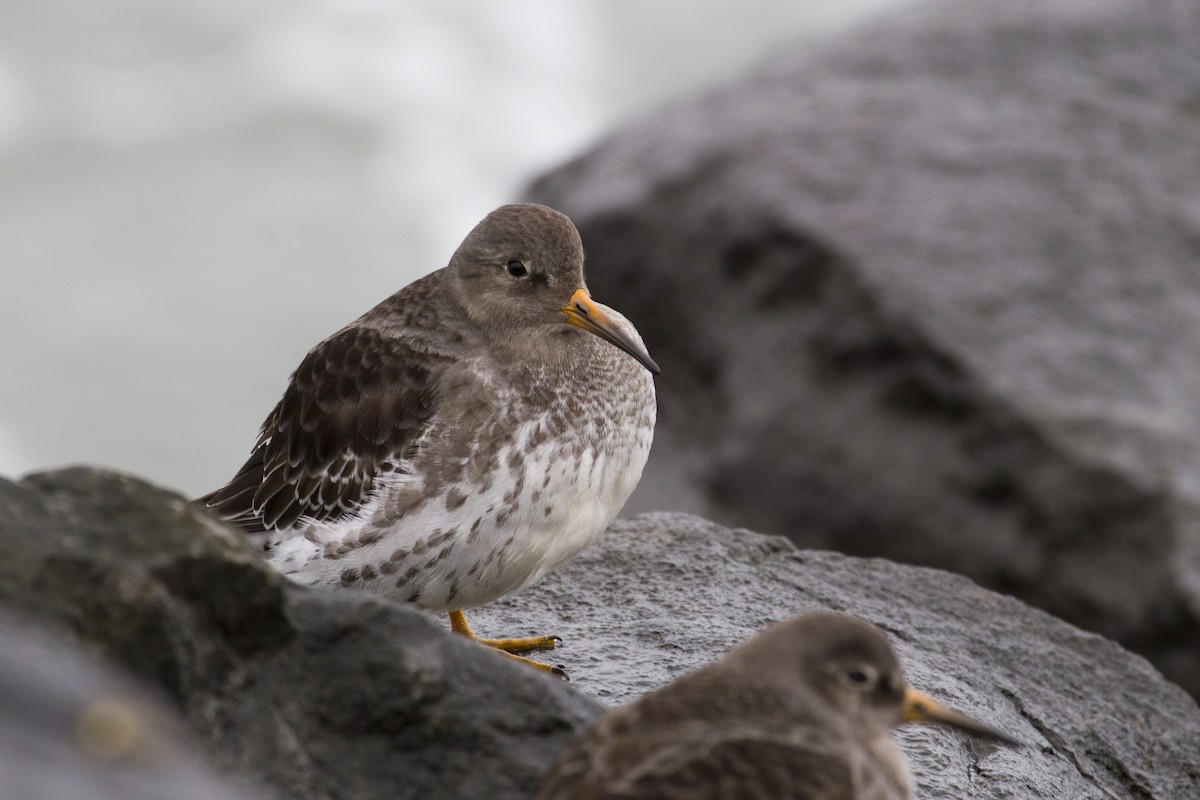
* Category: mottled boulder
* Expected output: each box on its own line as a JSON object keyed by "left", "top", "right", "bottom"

{"left": 526, "top": 0, "right": 1200, "bottom": 695}
{"left": 0, "top": 467, "right": 600, "bottom": 800}
{"left": 476, "top": 513, "right": 1200, "bottom": 800}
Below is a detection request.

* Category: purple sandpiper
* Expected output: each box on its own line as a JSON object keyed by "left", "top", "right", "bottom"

{"left": 536, "top": 611, "right": 1018, "bottom": 798}
{"left": 200, "top": 203, "right": 658, "bottom": 674}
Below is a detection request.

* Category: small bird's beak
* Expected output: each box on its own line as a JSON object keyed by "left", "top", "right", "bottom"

{"left": 563, "top": 288, "right": 661, "bottom": 375}
{"left": 902, "top": 687, "right": 1021, "bottom": 746}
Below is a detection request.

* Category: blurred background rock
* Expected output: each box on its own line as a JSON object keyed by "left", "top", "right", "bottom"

{"left": 524, "top": 0, "right": 1200, "bottom": 696}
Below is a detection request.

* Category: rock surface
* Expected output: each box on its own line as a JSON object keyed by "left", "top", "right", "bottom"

{"left": 0, "top": 613, "right": 269, "bottom": 800}
{"left": 0, "top": 468, "right": 600, "bottom": 800}
{"left": 476, "top": 513, "right": 1200, "bottom": 800}
{"left": 0, "top": 467, "right": 1197, "bottom": 799}
{"left": 526, "top": 0, "right": 1200, "bottom": 696}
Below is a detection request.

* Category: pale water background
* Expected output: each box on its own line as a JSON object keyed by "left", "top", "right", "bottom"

{"left": 0, "top": 0, "right": 909, "bottom": 497}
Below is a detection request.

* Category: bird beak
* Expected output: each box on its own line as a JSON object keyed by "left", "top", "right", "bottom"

{"left": 563, "top": 288, "right": 661, "bottom": 375}
{"left": 902, "top": 688, "right": 1021, "bottom": 746}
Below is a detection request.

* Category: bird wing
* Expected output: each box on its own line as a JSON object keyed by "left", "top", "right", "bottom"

{"left": 198, "top": 323, "right": 450, "bottom": 533}
{"left": 537, "top": 732, "right": 859, "bottom": 800}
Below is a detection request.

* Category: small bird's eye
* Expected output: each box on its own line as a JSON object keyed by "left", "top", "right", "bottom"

{"left": 846, "top": 669, "right": 870, "bottom": 686}
{"left": 506, "top": 260, "right": 529, "bottom": 278}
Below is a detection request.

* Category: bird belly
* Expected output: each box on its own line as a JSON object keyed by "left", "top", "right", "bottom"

{"left": 268, "top": 409, "right": 653, "bottom": 612}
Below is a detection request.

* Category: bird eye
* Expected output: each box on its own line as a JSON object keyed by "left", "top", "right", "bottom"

{"left": 846, "top": 669, "right": 870, "bottom": 686}
{"left": 506, "top": 260, "right": 529, "bottom": 278}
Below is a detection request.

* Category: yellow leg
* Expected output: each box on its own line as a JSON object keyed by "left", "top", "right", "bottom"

{"left": 447, "top": 610, "right": 566, "bottom": 678}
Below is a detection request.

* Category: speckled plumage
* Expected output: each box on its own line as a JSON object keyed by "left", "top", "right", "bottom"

{"left": 535, "top": 612, "right": 1018, "bottom": 800}
{"left": 201, "top": 204, "right": 657, "bottom": 623}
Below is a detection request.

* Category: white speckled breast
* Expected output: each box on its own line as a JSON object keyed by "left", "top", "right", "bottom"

{"left": 265, "top": 330, "right": 656, "bottom": 612}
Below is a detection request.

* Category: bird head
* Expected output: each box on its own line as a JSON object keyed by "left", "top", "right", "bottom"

{"left": 768, "top": 612, "right": 1020, "bottom": 746}
{"left": 450, "top": 203, "right": 659, "bottom": 374}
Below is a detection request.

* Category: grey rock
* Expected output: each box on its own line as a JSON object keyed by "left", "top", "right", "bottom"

{"left": 474, "top": 513, "right": 1200, "bottom": 800}
{"left": 0, "top": 465, "right": 1195, "bottom": 798}
{"left": 0, "top": 467, "right": 601, "bottom": 800}
{"left": 526, "top": 0, "right": 1200, "bottom": 696}
{"left": 0, "top": 613, "right": 270, "bottom": 800}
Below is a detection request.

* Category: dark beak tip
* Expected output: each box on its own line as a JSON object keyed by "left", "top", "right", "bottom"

{"left": 992, "top": 731, "right": 1025, "bottom": 749}
{"left": 563, "top": 302, "right": 661, "bottom": 376}
{"left": 958, "top": 724, "right": 1023, "bottom": 749}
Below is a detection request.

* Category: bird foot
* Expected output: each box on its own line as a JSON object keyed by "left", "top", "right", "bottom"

{"left": 497, "top": 650, "right": 569, "bottom": 680}
{"left": 475, "top": 633, "right": 562, "bottom": 653}
{"left": 448, "top": 609, "right": 566, "bottom": 678}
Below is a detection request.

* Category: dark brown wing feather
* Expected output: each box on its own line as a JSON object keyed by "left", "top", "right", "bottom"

{"left": 199, "top": 324, "right": 448, "bottom": 533}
